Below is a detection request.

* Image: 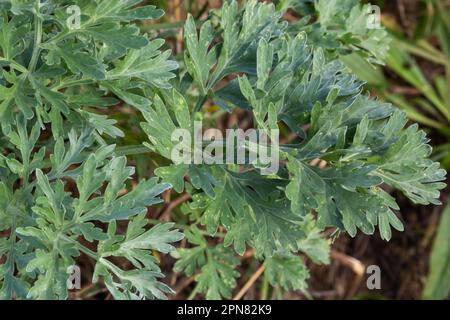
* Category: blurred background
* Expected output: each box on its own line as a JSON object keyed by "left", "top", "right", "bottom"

{"left": 74, "top": 0, "right": 450, "bottom": 300}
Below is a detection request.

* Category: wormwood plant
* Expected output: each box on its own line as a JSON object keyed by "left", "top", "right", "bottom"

{"left": 0, "top": 0, "right": 181, "bottom": 299}
{"left": 0, "top": 0, "right": 446, "bottom": 300}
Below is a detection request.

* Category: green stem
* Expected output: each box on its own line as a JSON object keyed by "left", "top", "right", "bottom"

{"left": 260, "top": 271, "right": 270, "bottom": 300}
{"left": 115, "top": 145, "right": 152, "bottom": 157}
{"left": 194, "top": 95, "right": 208, "bottom": 113}
{"left": 0, "top": 57, "right": 28, "bottom": 73}
{"left": 28, "top": 0, "right": 43, "bottom": 72}
{"left": 43, "top": 250, "right": 59, "bottom": 299}
{"left": 3, "top": 215, "right": 18, "bottom": 299}
{"left": 99, "top": 258, "right": 125, "bottom": 279}
{"left": 146, "top": 219, "right": 226, "bottom": 238}
{"left": 61, "top": 235, "right": 99, "bottom": 260}
{"left": 187, "top": 284, "right": 200, "bottom": 300}
{"left": 52, "top": 78, "right": 93, "bottom": 90}
{"left": 45, "top": 30, "right": 70, "bottom": 45}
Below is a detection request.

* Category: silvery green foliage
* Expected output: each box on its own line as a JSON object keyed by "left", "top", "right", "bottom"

{"left": 277, "top": 0, "right": 390, "bottom": 65}
{"left": 0, "top": 0, "right": 446, "bottom": 301}
{"left": 0, "top": 0, "right": 182, "bottom": 299}
{"left": 144, "top": 0, "right": 445, "bottom": 299}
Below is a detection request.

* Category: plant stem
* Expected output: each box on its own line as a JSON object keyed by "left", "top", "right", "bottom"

{"left": 61, "top": 235, "right": 99, "bottom": 260}
{"left": 146, "top": 219, "right": 227, "bottom": 238}
{"left": 0, "top": 57, "right": 28, "bottom": 73}
{"left": 3, "top": 215, "right": 17, "bottom": 299}
{"left": 194, "top": 95, "right": 208, "bottom": 113}
{"left": 115, "top": 145, "right": 152, "bottom": 156}
{"left": 187, "top": 285, "right": 200, "bottom": 300}
{"left": 260, "top": 272, "right": 270, "bottom": 300}
{"left": 28, "top": 0, "right": 43, "bottom": 72}
{"left": 53, "top": 78, "right": 94, "bottom": 90}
